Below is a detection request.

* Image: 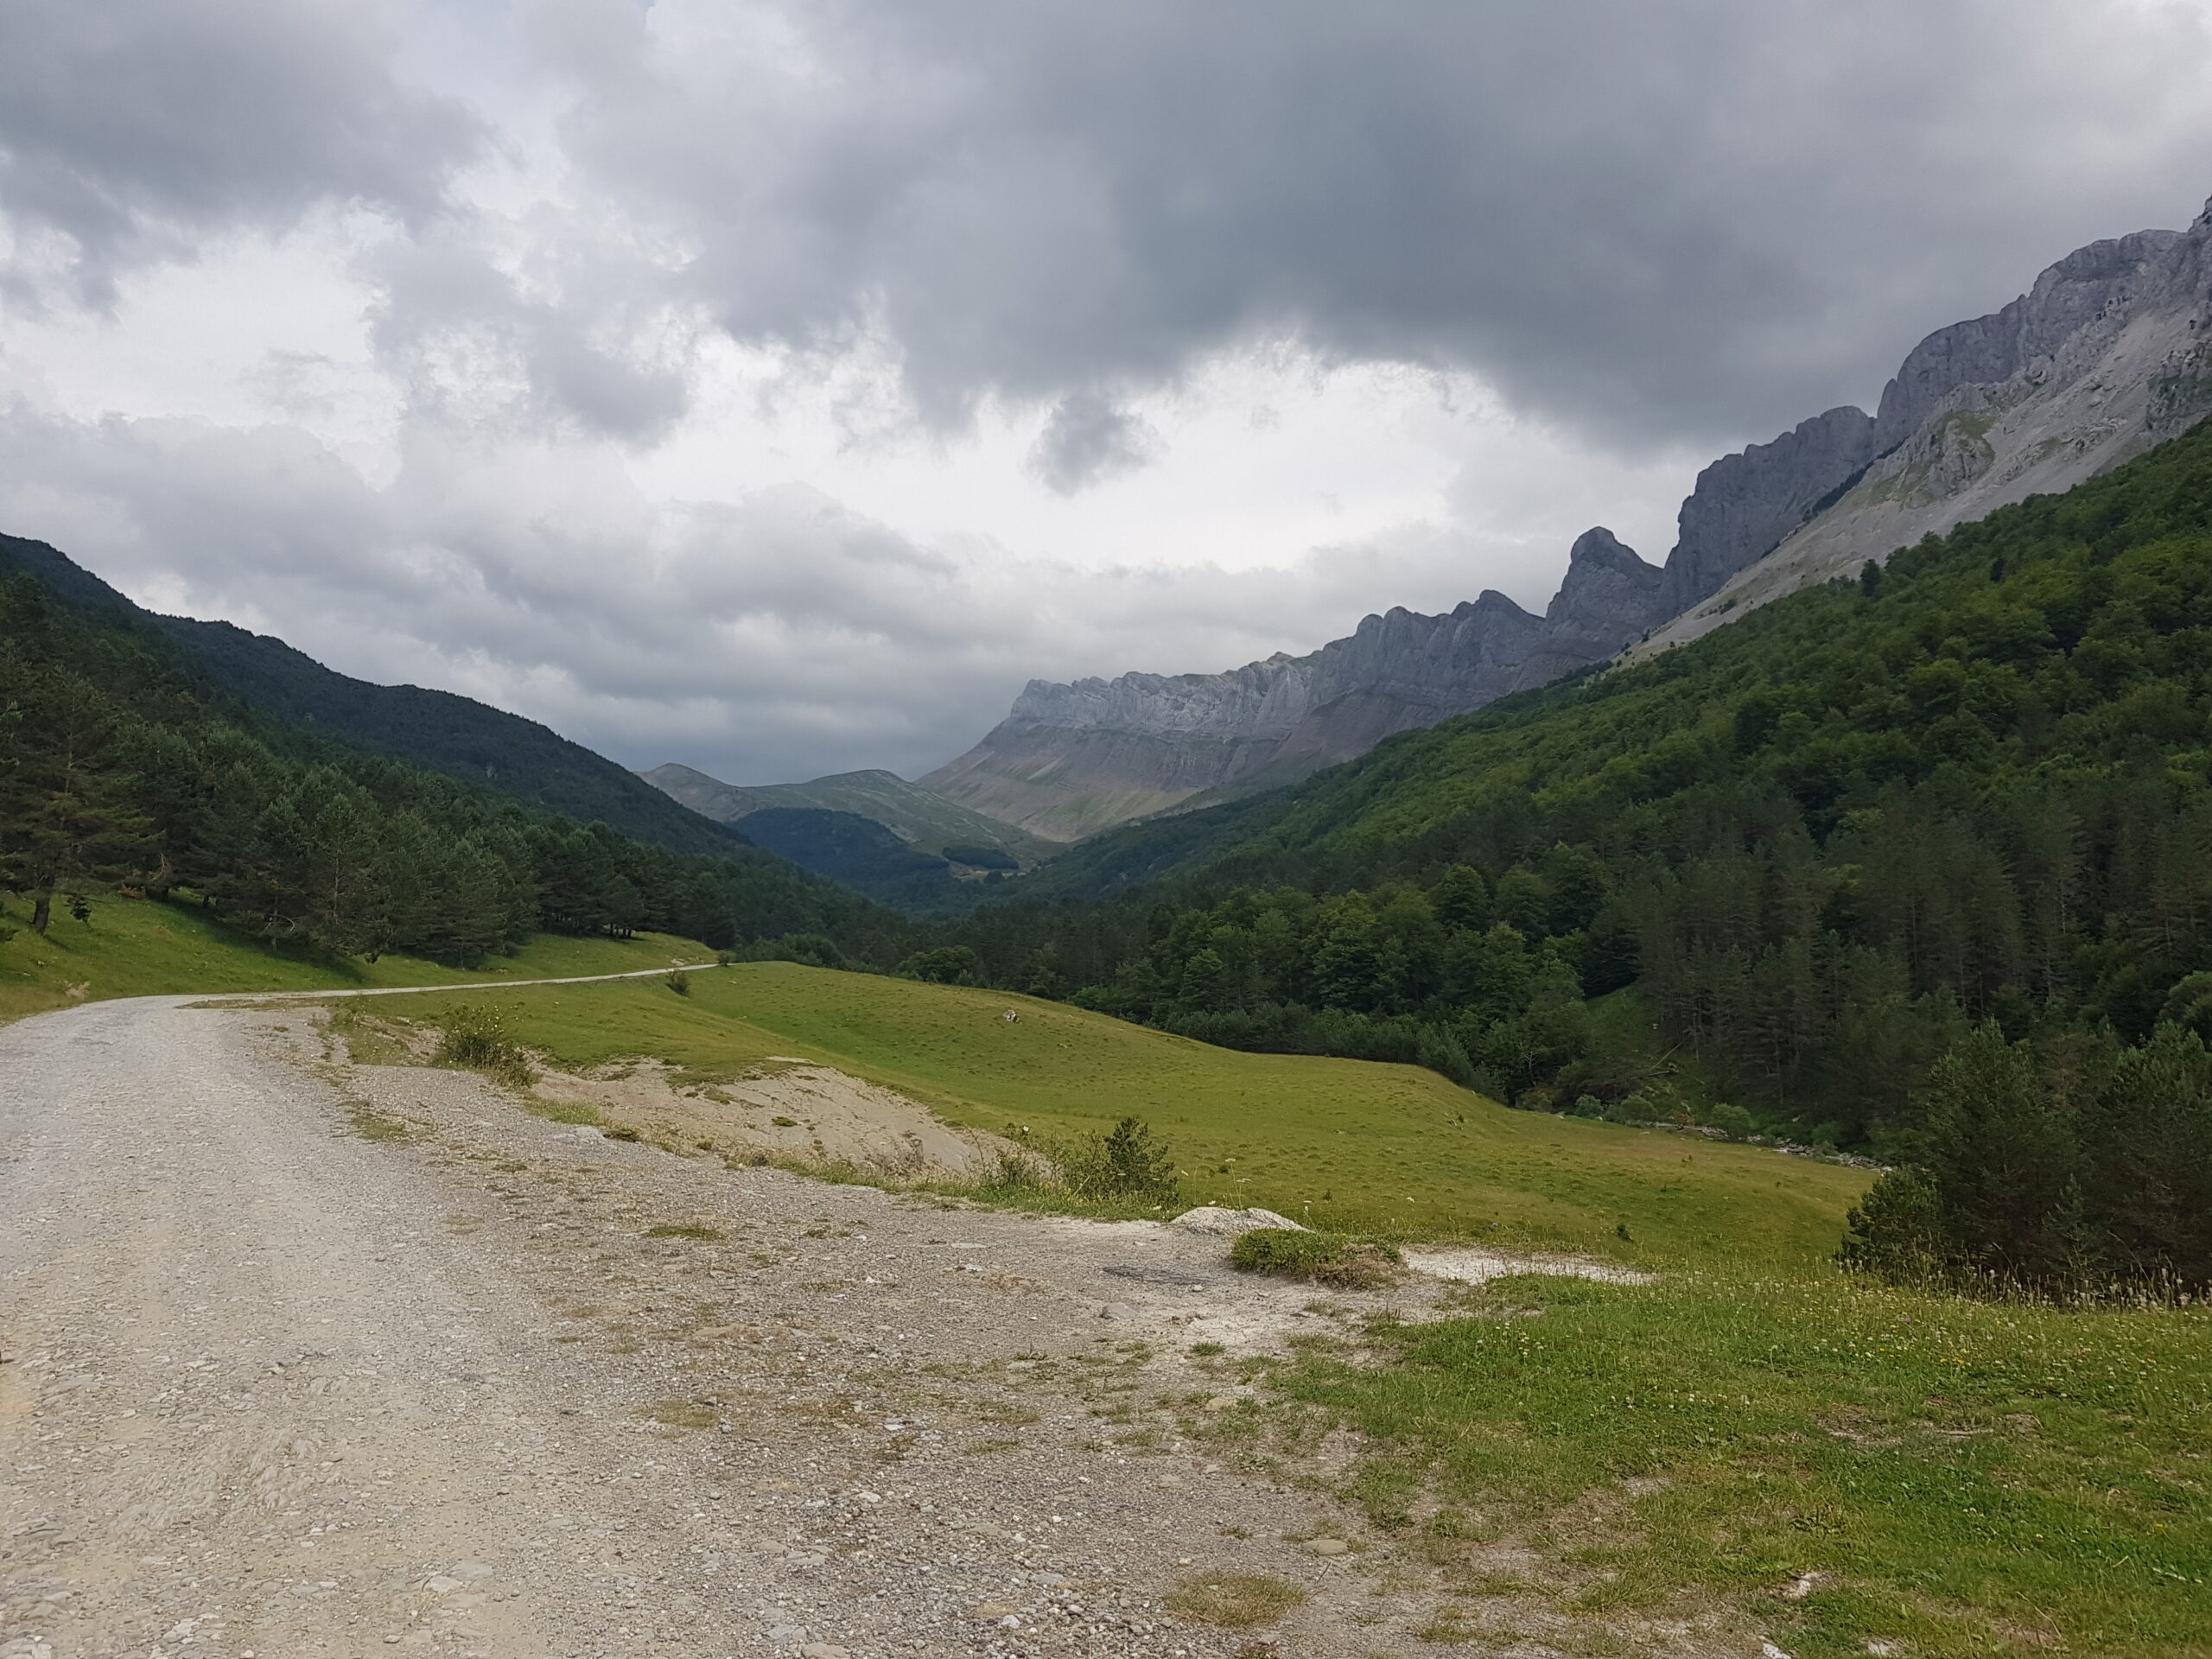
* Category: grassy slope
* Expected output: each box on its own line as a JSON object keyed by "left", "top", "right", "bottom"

{"left": 365, "top": 960, "right": 1866, "bottom": 1270}
{"left": 0, "top": 891, "right": 709, "bottom": 1027}
{"left": 361, "top": 964, "right": 2209, "bottom": 1656}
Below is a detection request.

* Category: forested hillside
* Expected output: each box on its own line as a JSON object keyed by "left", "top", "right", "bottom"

{"left": 945, "top": 418, "right": 2212, "bottom": 1288}
{"left": 0, "top": 571, "right": 915, "bottom": 967}
{"left": 0, "top": 534, "right": 747, "bottom": 858}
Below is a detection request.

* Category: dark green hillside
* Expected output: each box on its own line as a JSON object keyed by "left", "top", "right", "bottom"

{"left": 949, "top": 418, "right": 2212, "bottom": 1287}
{"left": 0, "top": 534, "right": 745, "bottom": 858}
{"left": 0, "top": 558, "right": 915, "bottom": 968}
{"left": 732, "top": 806, "right": 980, "bottom": 909}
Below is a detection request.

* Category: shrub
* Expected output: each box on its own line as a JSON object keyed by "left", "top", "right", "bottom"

{"left": 433, "top": 1003, "right": 531, "bottom": 1085}
{"left": 1231, "top": 1228, "right": 1402, "bottom": 1289}
{"left": 899, "top": 944, "right": 980, "bottom": 984}
{"left": 665, "top": 968, "right": 691, "bottom": 995}
{"left": 1058, "top": 1115, "right": 1179, "bottom": 1204}
{"left": 1837, "top": 1166, "right": 1950, "bottom": 1284}
{"left": 1705, "top": 1102, "right": 1757, "bottom": 1141}
{"left": 975, "top": 1146, "right": 1054, "bottom": 1196}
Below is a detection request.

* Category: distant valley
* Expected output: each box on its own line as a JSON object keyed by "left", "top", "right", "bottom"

{"left": 639, "top": 763, "right": 1056, "bottom": 908}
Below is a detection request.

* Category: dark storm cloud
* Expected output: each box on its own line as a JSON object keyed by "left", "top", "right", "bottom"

{"left": 542, "top": 0, "right": 2212, "bottom": 451}
{"left": 1027, "top": 391, "right": 1161, "bottom": 493}
{"left": 0, "top": 0, "right": 479, "bottom": 308}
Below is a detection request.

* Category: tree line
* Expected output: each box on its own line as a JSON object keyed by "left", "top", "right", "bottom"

{"left": 0, "top": 575, "right": 916, "bottom": 966}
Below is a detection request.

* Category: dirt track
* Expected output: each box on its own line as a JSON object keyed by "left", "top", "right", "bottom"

{"left": 0, "top": 993, "right": 1503, "bottom": 1659}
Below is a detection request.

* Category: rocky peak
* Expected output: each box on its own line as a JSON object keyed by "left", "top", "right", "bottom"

{"left": 1547, "top": 528, "right": 1664, "bottom": 646}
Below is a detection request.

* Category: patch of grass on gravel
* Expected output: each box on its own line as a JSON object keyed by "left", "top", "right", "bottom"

{"left": 644, "top": 1223, "right": 723, "bottom": 1240}
{"left": 1165, "top": 1573, "right": 1308, "bottom": 1628}
{"left": 520, "top": 1096, "right": 602, "bottom": 1125}
{"left": 346, "top": 1104, "right": 410, "bottom": 1142}
{"left": 1266, "top": 1270, "right": 2212, "bottom": 1659}
{"left": 1230, "top": 1228, "right": 1402, "bottom": 1289}
{"left": 644, "top": 1399, "right": 720, "bottom": 1429}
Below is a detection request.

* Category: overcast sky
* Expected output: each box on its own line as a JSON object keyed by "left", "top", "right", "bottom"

{"left": 3, "top": 0, "right": 2211, "bottom": 785}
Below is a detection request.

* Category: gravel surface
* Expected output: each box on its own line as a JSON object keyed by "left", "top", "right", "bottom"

{"left": 0, "top": 993, "right": 1531, "bottom": 1659}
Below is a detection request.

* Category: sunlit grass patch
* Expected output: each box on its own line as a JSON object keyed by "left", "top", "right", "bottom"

{"left": 346, "top": 1104, "right": 410, "bottom": 1142}
{"left": 1165, "top": 1573, "right": 1309, "bottom": 1628}
{"left": 644, "top": 1399, "right": 720, "bottom": 1429}
{"left": 1270, "top": 1270, "right": 2212, "bottom": 1657}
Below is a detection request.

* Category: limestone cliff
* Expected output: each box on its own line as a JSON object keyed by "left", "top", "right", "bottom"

{"left": 920, "top": 530, "right": 1660, "bottom": 841}
{"left": 1636, "top": 209, "right": 2212, "bottom": 657}
{"left": 925, "top": 196, "right": 2212, "bottom": 842}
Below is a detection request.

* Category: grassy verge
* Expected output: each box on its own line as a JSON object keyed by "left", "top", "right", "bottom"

{"left": 360, "top": 959, "right": 1868, "bottom": 1269}
{"left": 1247, "top": 1271, "right": 2212, "bottom": 1657}
{"left": 0, "top": 888, "right": 712, "bottom": 1027}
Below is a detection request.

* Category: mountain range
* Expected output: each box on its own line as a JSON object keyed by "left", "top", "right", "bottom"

{"left": 920, "top": 197, "right": 2212, "bottom": 842}
{"left": 12, "top": 194, "right": 2210, "bottom": 908}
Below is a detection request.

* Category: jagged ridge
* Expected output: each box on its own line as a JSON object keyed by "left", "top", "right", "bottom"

{"left": 926, "top": 195, "right": 2212, "bottom": 842}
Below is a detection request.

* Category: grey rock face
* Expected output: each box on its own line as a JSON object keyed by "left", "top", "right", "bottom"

{"left": 926, "top": 195, "right": 2212, "bottom": 842}
{"left": 923, "top": 534, "right": 1660, "bottom": 840}
{"left": 1639, "top": 198, "right": 2212, "bottom": 658}
{"left": 1658, "top": 406, "right": 1878, "bottom": 616}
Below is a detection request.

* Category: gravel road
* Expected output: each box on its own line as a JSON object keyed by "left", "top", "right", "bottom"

{"left": 0, "top": 993, "right": 1564, "bottom": 1659}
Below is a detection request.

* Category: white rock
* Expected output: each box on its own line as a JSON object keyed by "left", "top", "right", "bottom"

{"left": 799, "top": 1646, "right": 850, "bottom": 1659}
{"left": 1307, "top": 1537, "right": 1350, "bottom": 1556}
{"left": 1170, "top": 1205, "right": 1306, "bottom": 1237}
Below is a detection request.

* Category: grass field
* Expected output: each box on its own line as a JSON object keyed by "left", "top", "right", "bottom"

{"left": 0, "top": 889, "right": 712, "bottom": 1027}
{"left": 1265, "top": 1272, "right": 2212, "bottom": 1658}
{"left": 363, "top": 960, "right": 1870, "bottom": 1270}
{"left": 17, "top": 907, "right": 2206, "bottom": 1651}
{"left": 359, "top": 963, "right": 2212, "bottom": 1655}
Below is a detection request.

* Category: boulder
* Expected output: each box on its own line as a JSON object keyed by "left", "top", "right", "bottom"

{"left": 1168, "top": 1205, "right": 1306, "bottom": 1237}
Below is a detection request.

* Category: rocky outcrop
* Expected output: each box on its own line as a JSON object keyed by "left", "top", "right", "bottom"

{"left": 921, "top": 532, "right": 1662, "bottom": 841}
{"left": 926, "top": 195, "right": 2212, "bottom": 842}
{"left": 1637, "top": 206, "right": 2212, "bottom": 657}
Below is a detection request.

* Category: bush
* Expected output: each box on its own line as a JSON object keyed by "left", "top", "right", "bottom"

{"left": 1705, "top": 1102, "right": 1757, "bottom": 1141}
{"left": 974, "top": 1146, "right": 1054, "bottom": 1197}
{"left": 1837, "top": 1166, "right": 1950, "bottom": 1284}
{"left": 1230, "top": 1227, "right": 1402, "bottom": 1289}
{"left": 665, "top": 968, "right": 691, "bottom": 995}
{"left": 433, "top": 1002, "right": 531, "bottom": 1085}
{"left": 1058, "top": 1115, "right": 1179, "bottom": 1204}
{"left": 900, "top": 944, "right": 979, "bottom": 985}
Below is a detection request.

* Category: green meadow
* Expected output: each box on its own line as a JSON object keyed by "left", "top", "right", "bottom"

{"left": 0, "top": 889, "right": 710, "bottom": 1027}
{"left": 364, "top": 959, "right": 1868, "bottom": 1268}
{"left": 1274, "top": 1272, "right": 2212, "bottom": 1658}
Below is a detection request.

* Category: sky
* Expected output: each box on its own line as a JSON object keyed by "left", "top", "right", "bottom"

{"left": 3, "top": 2, "right": 2211, "bottom": 785}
